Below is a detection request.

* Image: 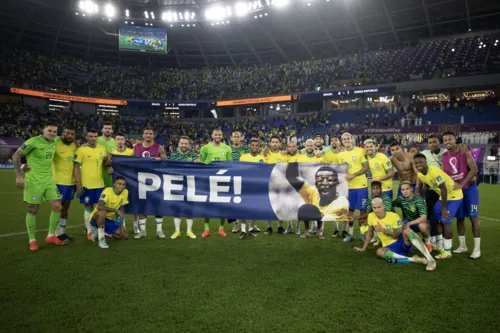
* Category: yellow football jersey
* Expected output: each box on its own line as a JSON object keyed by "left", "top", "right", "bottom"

{"left": 52, "top": 140, "right": 78, "bottom": 185}
{"left": 338, "top": 147, "right": 368, "bottom": 189}
{"left": 367, "top": 211, "right": 402, "bottom": 247}
{"left": 240, "top": 153, "right": 266, "bottom": 164}
{"left": 297, "top": 154, "right": 323, "bottom": 163}
{"left": 323, "top": 151, "right": 342, "bottom": 164}
{"left": 265, "top": 151, "right": 286, "bottom": 164}
{"left": 89, "top": 187, "right": 129, "bottom": 221}
{"left": 75, "top": 145, "right": 108, "bottom": 189}
{"left": 112, "top": 148, "right": 134, "bottom": 156}
{"left": 285, "top": 153, "right": 301, "bottom": 163}
{"left": 418, "top": 165, "right": 463, "bottom": 200}
{"left": 367, "top": 153, "right": 393, "bottom": 192}
{"left": 298, "top": 183, "right": 349, "bottom": 222}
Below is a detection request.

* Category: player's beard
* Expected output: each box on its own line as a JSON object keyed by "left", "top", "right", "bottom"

{"left": 306, "top": 149, "right": 314, "bottom": 155}
{"left": 180, "top": 147, "right": 188, "bottom": 153}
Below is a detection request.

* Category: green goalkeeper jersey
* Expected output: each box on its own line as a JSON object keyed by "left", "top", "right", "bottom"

{"left": 231, "top": 146, "right": 250, "bottom": 162}
{"left": 169, "top": 151, "right": 199, "bottom": 162}
{"left": 200, "top": 143, "right": 232, "bottom": 164}
{"left": 18, "top": 135, "right": 59, "bottom": 183}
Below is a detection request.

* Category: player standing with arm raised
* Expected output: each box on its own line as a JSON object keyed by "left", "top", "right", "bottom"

{"left": 13, "top": 124, "right": 65, "bottom": 250}
{"left": 442, "top": 132, "right": 481, "bottom": 259}
{"left": 414, "top": 153, "right": 463, "bottom": 260}
{"left": 169, "top": 136, "right": 199, "bottom": 240}
{"left": 97, "top": 121, "right": 116, "bottom": 188}
{"left": 199, "top": 128, "right": 232, "bottom": 239}
{"left": 133, "top": 127, "right": 167, "bottom": 239}
{"left": 338, "top": 133, "right": 370, "bottom": 242}
{"left": 52, "top": 126, "right": 78, "bottom": 242}
{"left": 229, "top": 131, "right": 250, "bottom": 234}
{"left": 74, "top": 129, "right": 110, "bottom": 240}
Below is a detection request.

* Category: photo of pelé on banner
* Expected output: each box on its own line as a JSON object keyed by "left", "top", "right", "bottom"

{"left": 269, "top": 163, "right": 350, "bottom": 222}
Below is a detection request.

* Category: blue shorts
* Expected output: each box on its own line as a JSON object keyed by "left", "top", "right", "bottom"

{"left": 382, "top": 190, "right": 393, "bottom": 199}
{"left": 348, "top": 188, "right": 368, "bottom": 210}
{"left": 386, "top": 235, "right": 413, "bottom": 256}
{"left": 80, "top": 188, "right": 104, "bottom": 205}
{"left": 403, "top": 220, "right": 427, "bottom": 233}
{"left": 90, "top": 217, "right": 121, "bottom": 234}
{"left": 432, "top": 199, "right": 463, "bottom": 223}
{"left": 397, "top": 183, "right": 416, "bottom": 197}
{"left": 457, "top": 183, "right": 479, "bottom": 219}
{"left": 57, "top": 184, "right": 75, "bottom": 202}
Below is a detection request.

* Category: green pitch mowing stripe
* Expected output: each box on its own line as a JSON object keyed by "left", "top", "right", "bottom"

{"left": 1, "top": 170, "right": 500, "bottom": 333}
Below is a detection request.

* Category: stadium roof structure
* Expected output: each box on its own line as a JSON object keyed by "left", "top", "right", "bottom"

{"left": 1, "top": 0, "right": 500, "bottom": 68}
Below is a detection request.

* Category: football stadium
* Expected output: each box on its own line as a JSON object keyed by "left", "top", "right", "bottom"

{"left": 1, "top": 0, "right": 500, "bottom": 332}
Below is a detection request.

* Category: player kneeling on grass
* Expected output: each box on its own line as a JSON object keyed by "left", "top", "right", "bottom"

{"left": 89, "top": 177, "right": 129, "bottom": 249}
{"left": 392, "top": 181, "right": 432, "bottom": 253}
{"left": 354, "top": 198, "right": 436, "bottom": 271}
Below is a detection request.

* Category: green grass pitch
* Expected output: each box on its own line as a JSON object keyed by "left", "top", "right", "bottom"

{"left": 1, "top": 170, "right": 500, "bottom": 333}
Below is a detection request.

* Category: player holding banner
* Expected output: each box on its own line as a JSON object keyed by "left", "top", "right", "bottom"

{"left": 199, "top": 129, "right": 232, "bottom": 238}
{"left": 133, "top": 127, "right": 167, "bottom": 239}
{"left": 229, "top": 131, "right": 250, "bottom": 234}
{"left": 442, "top": 132, "right": 481, "bottom": 259}
{"left": 168, "top": 136, "right": 199, "bottom": 240}
{"left": 238, "top": 138, "right": 266, "bottom": 240}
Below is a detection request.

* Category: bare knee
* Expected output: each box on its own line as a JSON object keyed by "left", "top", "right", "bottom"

{"left": 376, "top": 248, "right": 387, "bottom": 258}
{"left": 27, "top": 204, "right": 39, "bottom": 215}
{"left": 420, "top": 223, "right": 430, "bottom": 234}
{"left": 50, "top": 201, "right": 62, "bottom": 213}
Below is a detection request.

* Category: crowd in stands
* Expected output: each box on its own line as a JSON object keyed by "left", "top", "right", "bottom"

{"left": 1, "top": 31, "right": 500, "bottom": 101}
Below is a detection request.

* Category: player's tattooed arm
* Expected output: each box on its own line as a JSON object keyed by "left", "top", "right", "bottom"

{"left": 285, "top": 162, "right": 304, "bottom": 191}
{"left": 13, "top": 149, "right": 24, "bottom": 178}
{"left": 13, "top": 149, "right": 25, "bottom": 189}
{"left": 159, "top": 145, "right": 167, "bottom": 160}
{"left": 375, "top": 222, "right": 401, "bottom": 239}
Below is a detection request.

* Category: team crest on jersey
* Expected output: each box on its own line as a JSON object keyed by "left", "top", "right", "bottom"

{"left": 410, "top": 205, "right": 416, "bottom": 212}
{"left": 431, "top": 180, "right": 436, "bottom": 186}
{"left": 221, "top": 152, "right": 225, "bottom": 156}
{"left": 375, "top": 163, "right": 379, "bottom": 168}
{"left": 32, "top": 196, "right": 36, "bottom": 201}
{"left": 386, "top": 224, "right": 391, "bottom": 230}
{"left": 259, "top": 159, "right": 264, "bottom": 164}
{"left": 99, "top": 152, "right": 104, "bottom": 158}
{"left": 352, "top": 156, "right": 357, "bottom": 162}
{"left": 187, "top": 157, "right": 193, "bottom": 161}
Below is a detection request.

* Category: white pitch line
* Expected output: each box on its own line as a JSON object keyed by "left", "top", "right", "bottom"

{"left": 0, "top": 224, "right": 84, "bottom": 238}
{"left": 479, "top": 216, "right": 500, "bottom": 222}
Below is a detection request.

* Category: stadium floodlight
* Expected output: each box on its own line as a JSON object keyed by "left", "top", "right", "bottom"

{"left": 273, "top": 0, "right": 290, "bottom": 7}
{"left": 307, "top": 2, "right": 311, "bottom": 6}
{"left": 79, "top": 0, "right": 98, "bottom": 14}
{"left": 150, "top": 23, "right": 153, "bottom": 26}
{"left": 451, "top": 48, "right": 455, "bottom": 52}
{"left": 151, "top": 12, "right": 155, "bottom": 19}
{"left": 144, "top": 11, "right": 149, "bottom": 19}
{"left": 235, "top": 2, "right": 249, "bottom": 17}
{"left": 266, "top": 0, "right": 271, "bottom": 6}
{"left": 184, "top": 11, "right": 190, "bottom": 21}
{"left": 191, "top": 12, "right": 195, "bottom": 20}
{"left": 75, "top": 12, "right": 79, "bottom": 15}
{"left": 104, "top": 4, "right": 116, "bottom": 18}
{"left": 265, "top": 13, "right": 268, "bottom": 15}
{"left": 145, "top": 23, "right": 149, "bottom": 26}
{"left": 125, "top": 21, "right": 128, "bottom": 24}
{"left": 205, "top": 6, "right": 231, "bottom": 21}
{"left": 193, "top": 23, "right": 196, "bottom": 26}
{"left": 125, "top": 9, "right": 129, "bottom": 17}
{"left": 170, "top": 24, "right": 173, "bottom": 27}
{"left": 131, "top": 21, "right": 134, "bottom": 24}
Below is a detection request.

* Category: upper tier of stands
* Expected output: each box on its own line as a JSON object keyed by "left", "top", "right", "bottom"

{"left": 1, "top": 31, "right": 500, "bottom": 101}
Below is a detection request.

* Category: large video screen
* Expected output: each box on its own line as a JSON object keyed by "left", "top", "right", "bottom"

{"left": 119, "top": 26, "right": 167, "bottom": 53}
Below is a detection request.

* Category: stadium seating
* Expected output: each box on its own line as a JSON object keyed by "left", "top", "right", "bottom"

{"left": 2, "top": 31, "right": 500, "bottom": 101}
